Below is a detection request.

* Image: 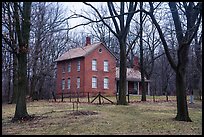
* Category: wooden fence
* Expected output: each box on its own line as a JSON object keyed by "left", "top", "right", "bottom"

{"left": 55, "top": 90, "right": 130, "bottom": 104}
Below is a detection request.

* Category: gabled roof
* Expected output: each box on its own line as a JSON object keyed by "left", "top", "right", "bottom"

{"left": 116, "top": 67, "right": 150, "bottom": 82}
{"left": 55, "top": 42, "right": 117, "bottom": 62}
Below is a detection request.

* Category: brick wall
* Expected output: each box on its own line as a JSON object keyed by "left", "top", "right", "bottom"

{"left": 56, "top": 57, "right": 85, "bottom": 96}
{"left": 84, "top": 43, "right": 116, "bottom": 96}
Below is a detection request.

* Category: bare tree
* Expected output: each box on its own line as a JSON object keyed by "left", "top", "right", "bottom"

{"left": 2, "top": 2, "right": 19, "bottom": 104}
{"left": 28, "top": 2, "right": 69, "bottom": 100}
{"left": 12, "top": 2, "right": 32, "bottom": 121}
{"left": 193, "top": 32, "right": 202, "bottom": 99}
{"left": 143, "top": 2, "right": 202, "bottom": 121}
{"left": 85, "top": 4, "right": 112, "bottom": 45}
{"left": 139, "top": 2, "right": 147, "bottom": 101}
{"left": 79, "top": 2, "right": 138, "bottom": 105}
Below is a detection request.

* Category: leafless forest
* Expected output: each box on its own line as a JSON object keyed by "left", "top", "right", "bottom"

{"left": 2, "top": 2, "right": 202, "bottom": 122}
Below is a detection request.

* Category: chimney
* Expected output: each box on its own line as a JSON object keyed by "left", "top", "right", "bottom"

{"left": 133, "top": 56, "right": 139, "bottom": 70}
{"left": 85, "top": 36, "right": 91, "bottom": 46}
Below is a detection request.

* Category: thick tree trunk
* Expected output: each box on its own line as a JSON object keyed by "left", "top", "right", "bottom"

{"left": 118, "top": 38, "right": 127, "bottom": 105}
{"left": 174, "top": 42, "right": 192, "bottom": 122}
{"left": 146, "top": 2, "right": 201, "bottom": 122}
{"left": 175, "top": 69, "right": 192, "bottom": 122}
{"left": 175, "top": 43, "right": 191, "bottom": 121}
{"left": 12, "top": 2, "right": 32, "bottom": 121}
{"left": 13, "top": 52, "right": 29, "bottom": 120}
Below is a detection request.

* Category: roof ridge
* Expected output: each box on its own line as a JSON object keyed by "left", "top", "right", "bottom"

{"left": 55, "top": 42, "right": 101, "bottom": 62}
{"left": 68, "top": 42, "right": 101, "bottom": 51}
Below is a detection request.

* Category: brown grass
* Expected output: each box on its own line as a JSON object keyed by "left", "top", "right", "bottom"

{"left": 2, "top": 96, "right": 202, "bottom": 135}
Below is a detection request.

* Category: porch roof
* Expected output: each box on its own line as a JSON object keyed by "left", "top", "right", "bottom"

{"left": 116, "top": 67, "right": 150, "bottom": 82}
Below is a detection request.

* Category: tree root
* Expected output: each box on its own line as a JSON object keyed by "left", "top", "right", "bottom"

{"left": 11, "top": 114, "right": 35, "bottom": 123}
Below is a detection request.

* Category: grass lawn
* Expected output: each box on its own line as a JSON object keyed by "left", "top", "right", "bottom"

{"left": 2, "top": 96, "right": 202, "bottom": 135}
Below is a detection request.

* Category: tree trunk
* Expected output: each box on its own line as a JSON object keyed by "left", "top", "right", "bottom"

{"left": 30, "top": 76, "right": 38, "bottom": 100}
{"left": 7, "top": 53, "right": 11, "bottom": 103}
{"left": 175, "top": 68, "right": 192, "bottom": 122}
{"left": 13, "top": 52, "right": 29, "bottom": 120}
{"left": 12, "top": 2, "right": 32, "bottom": 121}
{"left": 140, "top": 2, "right": 146, "bottom": 101}
{"left": 145, "top": 2, "right": 201, "bottom": 122}
{"left": 11, "top": 53, "right": 18, "bottom": 104}
{"left": 118, "top": 38, "right": 127, "bottom": 105}
{"left": 38, "top": 77, "right": 45, "bottom": 99}
{"left": 194, "top": 34, "right": 202, "bottom": 100}
{"left": 174, "top": 41, "right": 192, "bottom": 122}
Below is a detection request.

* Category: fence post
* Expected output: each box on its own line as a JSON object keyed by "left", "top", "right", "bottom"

{"left": 88, "top": 92, "right": 90, "bottom": 103}
{"left": 72, "top": 102, "right": 74, "bottom": 111}
{"left": 52, "top": 91, "right": 56, "bottom": 102}
{"left": 128, "top": 90, "right": 130, "bottom": 103}
{"left": 61, "top": 90, "right": 64, "bottom": 102}
{"left": 69, "top": 91, "right": 71, "bottom": 102}
{"left": 77, "top": 90, "right": 79, "bottom": 103}
{"left": 99, "top": 92, "right": 101, "bottom": 104}
{"left": 116, "top": 92, "right": 118, "bottom": 104}
{"left": 76, "top": 101, "right": 78, "bottom": 111}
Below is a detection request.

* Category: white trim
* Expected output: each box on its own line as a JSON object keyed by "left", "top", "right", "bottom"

{"left": 92, "top": 77, "right": 97, "bottom": 88}
{"left": 92, "top": 59, "right": 97, "bottom": 71}
{"left": 77, "top": 60, "right": 80, "bottom": 71}
{"left": 77, "top": 77, "right": 80, "bottom": 89}
{"left": 104, "top": 77, "right": 109, "bottom": 89}
{"left": 104, "top": 60, "right": 109, "bottom": 72}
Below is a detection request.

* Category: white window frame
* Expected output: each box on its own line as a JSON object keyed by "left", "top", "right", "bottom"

{"left": 77, "top": 77, "right": 80, "bottom": 89}
{"left": 92, "top": 59, "right": 97, "bottom": 71}
{"left": 92, "top": 77, "right": 97, "bottom": 88}
{"left": 62, "top": 79, "right": 65, "bottom": 90}
{"left": 68, "top": 62, "right": 71, "bottom": 72}
{"left": 104, "top": 60, "right": 109, "bottom": 72}
{"left": 67, "top": 78, "right": 71, "bottom": 89}
{"left": 77, "top": 60, "right": 80, "bottom": 72}
{"left": 104, "top": 77, "right": 109, "bottom": 89}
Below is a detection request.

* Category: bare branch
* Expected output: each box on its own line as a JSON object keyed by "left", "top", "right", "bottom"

{"left": 143, "top": 2, "right": 177, "bottom": 71}
{"left": 169, "top": 2, "right": 184, "bottom": 44}
{"left": 107, "top": 2, "right": 120, "bottom": 34}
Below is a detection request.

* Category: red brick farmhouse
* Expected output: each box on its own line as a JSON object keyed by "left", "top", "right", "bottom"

{"left": 55, "top": 37, "right": 150, "bottom": 97}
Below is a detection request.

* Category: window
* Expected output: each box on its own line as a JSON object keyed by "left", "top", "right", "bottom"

{"left": 92, "top": 77, "right": 97, "bottom": 88}
{"left": 104, "top": 60, "right": 109, "bottom": 72}
{"left": 92, "top": 59, "right": 97, "bottom": 71}
{"left": 62, "top": 65, "right": 65, "bottom": 73}
{"left": 67, "top": 78, "right": 71, "bottom": 89}
{"left": 62, "top": 79, "right": 65, "bottom": 90}
{"left": 68, "top": 62, "right": 71, "bottom": 72}
{"left": 104, "top": 77, "right": 109, "bottom": 89}
{"left": 99, "top": 48, "right": 102, "bottom": 53}
{"left": 77, "top": 61, "right": 80, "bottom": 71}
{"left": 77, "top": 77, "right": 80, "bottom": 88}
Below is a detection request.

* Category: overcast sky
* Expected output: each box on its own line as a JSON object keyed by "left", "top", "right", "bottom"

{"left": 60, "top": 2, "right": 107, "bottom": 33}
